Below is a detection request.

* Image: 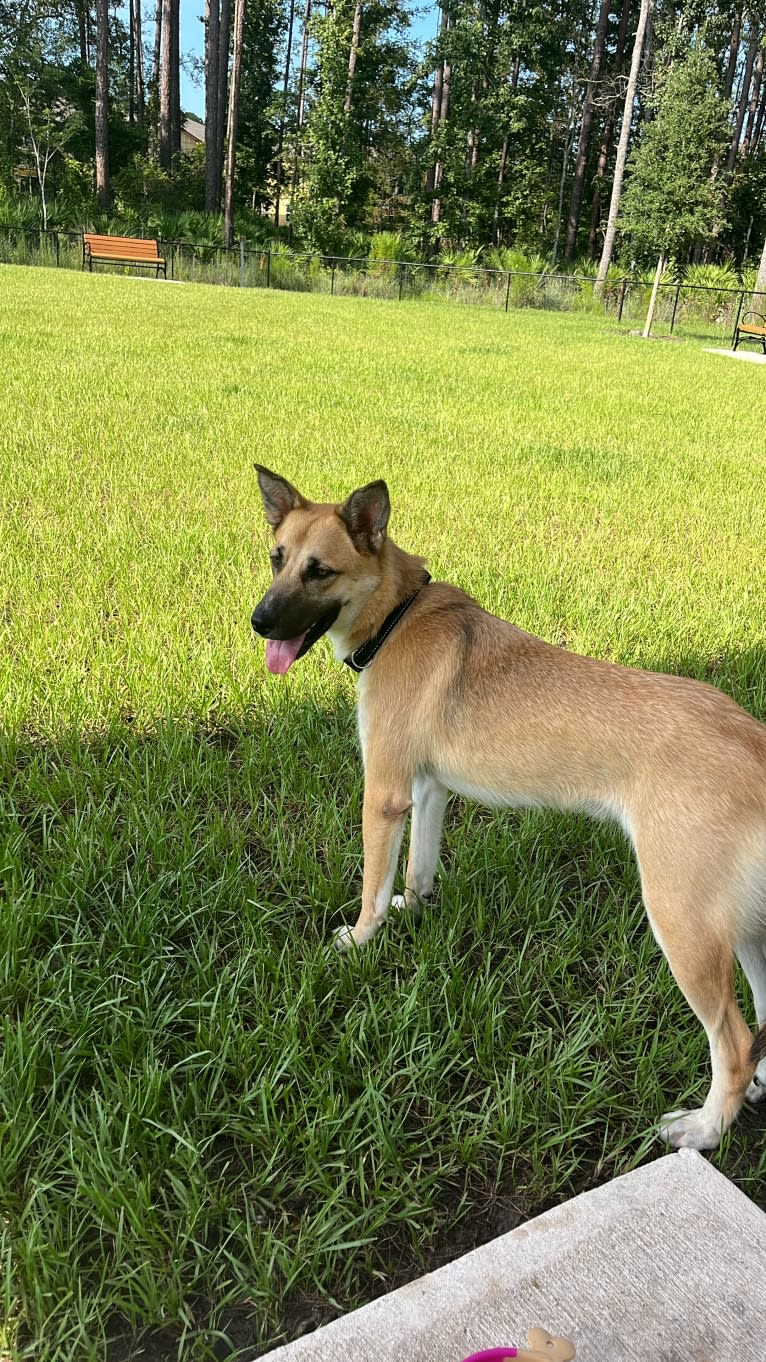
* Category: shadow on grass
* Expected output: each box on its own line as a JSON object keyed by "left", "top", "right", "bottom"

{"left": 2, "top": 646, "right": 766, "bottom": 1361}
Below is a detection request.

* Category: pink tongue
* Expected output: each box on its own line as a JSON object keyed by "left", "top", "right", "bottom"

{"left": 265, "top": 634, "right": 308, "bottom": 675}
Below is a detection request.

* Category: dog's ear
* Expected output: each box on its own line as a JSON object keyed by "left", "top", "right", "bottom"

{"left": 338, "top": 481, "right": 390, "bottom": 553}
{"left": 255, "top": 465, "right": 306, "bottom": 530}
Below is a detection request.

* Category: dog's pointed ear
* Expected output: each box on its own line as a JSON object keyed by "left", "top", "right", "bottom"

{"left": 338, "top": 481, "right": 390, "bottom": 553}
{"left": 255, "top": 465, "right": 306, "bottom": 530}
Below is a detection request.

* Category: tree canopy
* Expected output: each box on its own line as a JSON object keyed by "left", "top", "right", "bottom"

{"left": 1, "top": 0, "right": 765, "bottom": 273}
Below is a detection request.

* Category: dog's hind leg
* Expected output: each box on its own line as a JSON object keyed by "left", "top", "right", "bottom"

{"left": 642, "top": 881, "right": 756, "bottom": 1149}
{"left": 334, "top": 761, "right": 412, "bottom": 951}
{"left": 391, "top": 774, "right": 449, "bottom": 918}
{"left": 738, "top": 935, "right": 766, "bottom": 1103}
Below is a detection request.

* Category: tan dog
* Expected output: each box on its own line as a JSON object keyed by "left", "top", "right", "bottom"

{"left": 251, "top": 466, "right": 766, "bottom": 1151}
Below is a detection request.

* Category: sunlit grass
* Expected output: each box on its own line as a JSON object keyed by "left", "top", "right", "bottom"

{"left": 1, "top": 266, "right": 765, "bottom": 1360}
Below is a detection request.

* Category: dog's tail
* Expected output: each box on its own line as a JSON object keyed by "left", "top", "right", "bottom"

{"left": 750, "top": 1022, "right": 766, "bottom": 1065}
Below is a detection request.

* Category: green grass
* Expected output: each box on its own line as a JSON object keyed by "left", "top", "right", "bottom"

{"left": 1, "top": 265, "right": 765, "bottom": 1360}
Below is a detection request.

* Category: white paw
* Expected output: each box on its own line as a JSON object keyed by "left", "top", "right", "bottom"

{"left": 658, "top": 1108, "right": 722, "bottom": 1150}
{"left": 746, "top": 1057, "right": 766, "bottom": 1104}
{"left": 390, "top": 891, "right": 428, "bottom": 919}
{"left": 332, "top": 924, "right": 356, "bottom": 953}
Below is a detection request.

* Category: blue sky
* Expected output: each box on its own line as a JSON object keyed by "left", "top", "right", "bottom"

{"left": 173, "top": 1, "right": 438, "bottom": 119}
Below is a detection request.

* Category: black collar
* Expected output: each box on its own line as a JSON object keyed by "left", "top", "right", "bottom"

{"left": 344, "top": 573, "right": 431, "bottom": 673}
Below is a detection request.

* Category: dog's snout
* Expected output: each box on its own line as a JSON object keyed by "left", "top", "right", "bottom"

{"left": 251, "top": 602, "right": 273, "bottom": 636}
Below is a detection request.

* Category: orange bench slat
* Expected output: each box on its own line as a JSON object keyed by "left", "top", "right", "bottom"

{"left": 83, "top": 234, "right": 165, "bottom": 263}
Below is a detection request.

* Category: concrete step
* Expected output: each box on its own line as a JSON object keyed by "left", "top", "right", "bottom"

{"left": 264, "top": 1150, "right": 766, "bottom": 1362}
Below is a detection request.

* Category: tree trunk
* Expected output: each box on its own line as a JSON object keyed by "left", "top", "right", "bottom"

{"left": 426, "top": 5, "right": 446, "bottom": 194}
{"left": 217, "top": 0, "right": 232, "bottom": 199}
{"left": 493, "top": 135, "right": 509, "bottom": 243}
{"left": 147, "top": 0, "right": 162, "bottom": 156}
{"left": 587, "top": 0, "right": 632, "bottom": 257}
{"left": 159, "top": 0, "right": 172, "bottom": 167}
{"left": 223, "top": 0, "right": 246, "bottom": 248}
{"left": 431, "top": 17, "right": 452, "bottom": 226}
{"left": 723, "top": 7, "right": 742, "bottom": 101}
{"left": 167, "top": 0, "right": 181, "bottom": 164}
{"left": 129, "top": 0, "right": 136, "bottom": 123}
{"left": 493, "top": 53, "right": 520, "bottom": 244}
{"left": 75, "top": 0, "right": 89, "bottom": 64}
{"left": 596, "top": 0, "right": 654, "bottom": 290}
{"left": 274, "top": 0, "right": 296, "bottom": 229}
{"left": 564, "top": 0, "right": 611, "bottom": 261}
{"left": 289, "top": 0, "right": 312, "bottom": 238}
{"left": 753, "top": 76, "right": 766, "bottom": 151}
{"left": 642, "top": 249, "right": 667, "bottom": 337}
{"left": 135, "top": 0, "right": 145, "bottom": 122}
{"left": 344, "top": 0, "right": 363, "bottom": 114}
{"left": 755, "top": 235, "right": 766, "bottom": 298}
{"left": 742, "top": 42, "right": 764, "bottom": 155}
{"left": 95, "top": 0, "right": 110, "bottom": 207}
{"left": 726, "top": 28, "right": 758, "bottom": 172}
{"left": 205, "top": 0, "right": 221, "bottom": 208}
{"left": 551, "top": 113, "right": 575, "bottom": 265}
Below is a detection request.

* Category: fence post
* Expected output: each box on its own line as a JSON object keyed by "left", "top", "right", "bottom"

{"left": 266, "top": 249, "right": 271, "bottom": 288}
{"left": 669, "top": 284, "right": 681, "bottom": 335}
{"left": 170, "top": 242, "right": 175, "bottom": 280}
{"left": 331, "top": 261, "right": 336, "bottom": 295}
{"left": 616, "top": 278, "right": 627, "bottom": 322}
{"left": 505, "top": 272, "right": 511, "bottom": 313}
{"left": 54, "top": 231, "right": 60, "bottom": 268}
{"left": 398, "top": 264, "right": 404, "bottom": 301}
{"left": 239, "top": 236, "right": 246, "bottom": 287}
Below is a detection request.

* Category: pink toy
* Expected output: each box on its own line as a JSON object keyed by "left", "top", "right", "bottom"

{"left": 461, "top": 1328, "right": 576, "bottom": 1362}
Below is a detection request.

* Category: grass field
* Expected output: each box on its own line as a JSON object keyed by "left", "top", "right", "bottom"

{"left": 1, "top": 264, "right": 766, "bottom": 1360}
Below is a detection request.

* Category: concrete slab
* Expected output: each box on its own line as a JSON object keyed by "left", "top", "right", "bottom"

{"left": 703, "top": 346, "right": 766, "bottom": 364}
{"left": 264, "top": 1150, "right": 766, "bottom": 1362}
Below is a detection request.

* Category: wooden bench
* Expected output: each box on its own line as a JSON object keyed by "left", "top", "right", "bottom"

{"left": 82, "top": 233, "right": 167, "bottom": 278}
{"left": 732, "top": 308, "right": 766, "bottom": 354}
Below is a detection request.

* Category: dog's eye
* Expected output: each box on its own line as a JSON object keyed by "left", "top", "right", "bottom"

{"left": 270, "top": 549, "right": 283, "bottom": 573}
{"left": 304, "top": 560, "right": 337, "bottom": 581}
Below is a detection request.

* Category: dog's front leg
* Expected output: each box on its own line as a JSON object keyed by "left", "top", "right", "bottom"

{"left": 334, "top": 774, "right": 411, "bottom": 951}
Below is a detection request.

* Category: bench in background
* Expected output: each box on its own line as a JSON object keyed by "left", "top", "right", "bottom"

{"left": 82, "top": 234, "right": 167, "bottom": 279}
{"left": 732, "top": 308, "right": 766, "bottom": 354}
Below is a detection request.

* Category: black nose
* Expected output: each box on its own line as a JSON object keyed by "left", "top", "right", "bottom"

{"left": 251, "top": 604, "right": 272, "bottom": 636}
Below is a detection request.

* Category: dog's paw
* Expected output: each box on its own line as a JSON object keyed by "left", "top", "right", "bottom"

{"left": 657, "top": 1108, "right": 722, "bottom": 1150}
{"left": 390, "top": 891, "right": 429, "bottom": 920}
{"left": 746, "top": 1056, "right": 766, "bottom": 1104}
{"left": 332, "top": 924, "right": 356, "bottom": 953}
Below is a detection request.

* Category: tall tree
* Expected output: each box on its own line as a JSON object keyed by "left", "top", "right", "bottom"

{"left": 223, "top": 0, "right": 246, "bottom": 245}
{"left": 217, "top": 0, "right": 232, "bottom": 190}
{"left": 725, "top": 23, "right": 759, "bottom": 172}
{"left": 205, "top": 0, "right": 221, "bottom": 208}
{"left": 94, "top": 0, "right": 110, "bottom": 206}
{"left": 237, "top": 0, "right": 283, "bottom": 214}
{"left": 134, "top": 0, "right": 146, "bottom": 124}
{"left": 587, "top": 0, "right": 632, "bottom": 257}
{"left": 15, "top": 80, "right": 83, "bottom": 229}
{"left": 289, "top": 0, "right": 312, "bottom": 231}
{"left": 274, "top": 0, "right": 296, "bottom": 229}
{"left": 595, "top": 0, "right": 653, "bottom": 289}
{"left": 564, "top": 0, "right": 611, "bottom": 261}
{"left": 344, "top": 0, "right": 363, "bottom": 112}
{"left": 618, "top": 49, "right": 729, "bottom": 333}
{"left": 159, "top": 0, "right": 180, "bottom": 169}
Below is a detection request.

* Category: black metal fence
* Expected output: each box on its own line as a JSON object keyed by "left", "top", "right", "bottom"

{"left": 1, "top": 226, "right": 763, "bottom": 345}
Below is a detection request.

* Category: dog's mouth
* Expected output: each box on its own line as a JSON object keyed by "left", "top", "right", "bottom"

{"left": 263, "top": 606, "right": 341, "bottom": 675}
